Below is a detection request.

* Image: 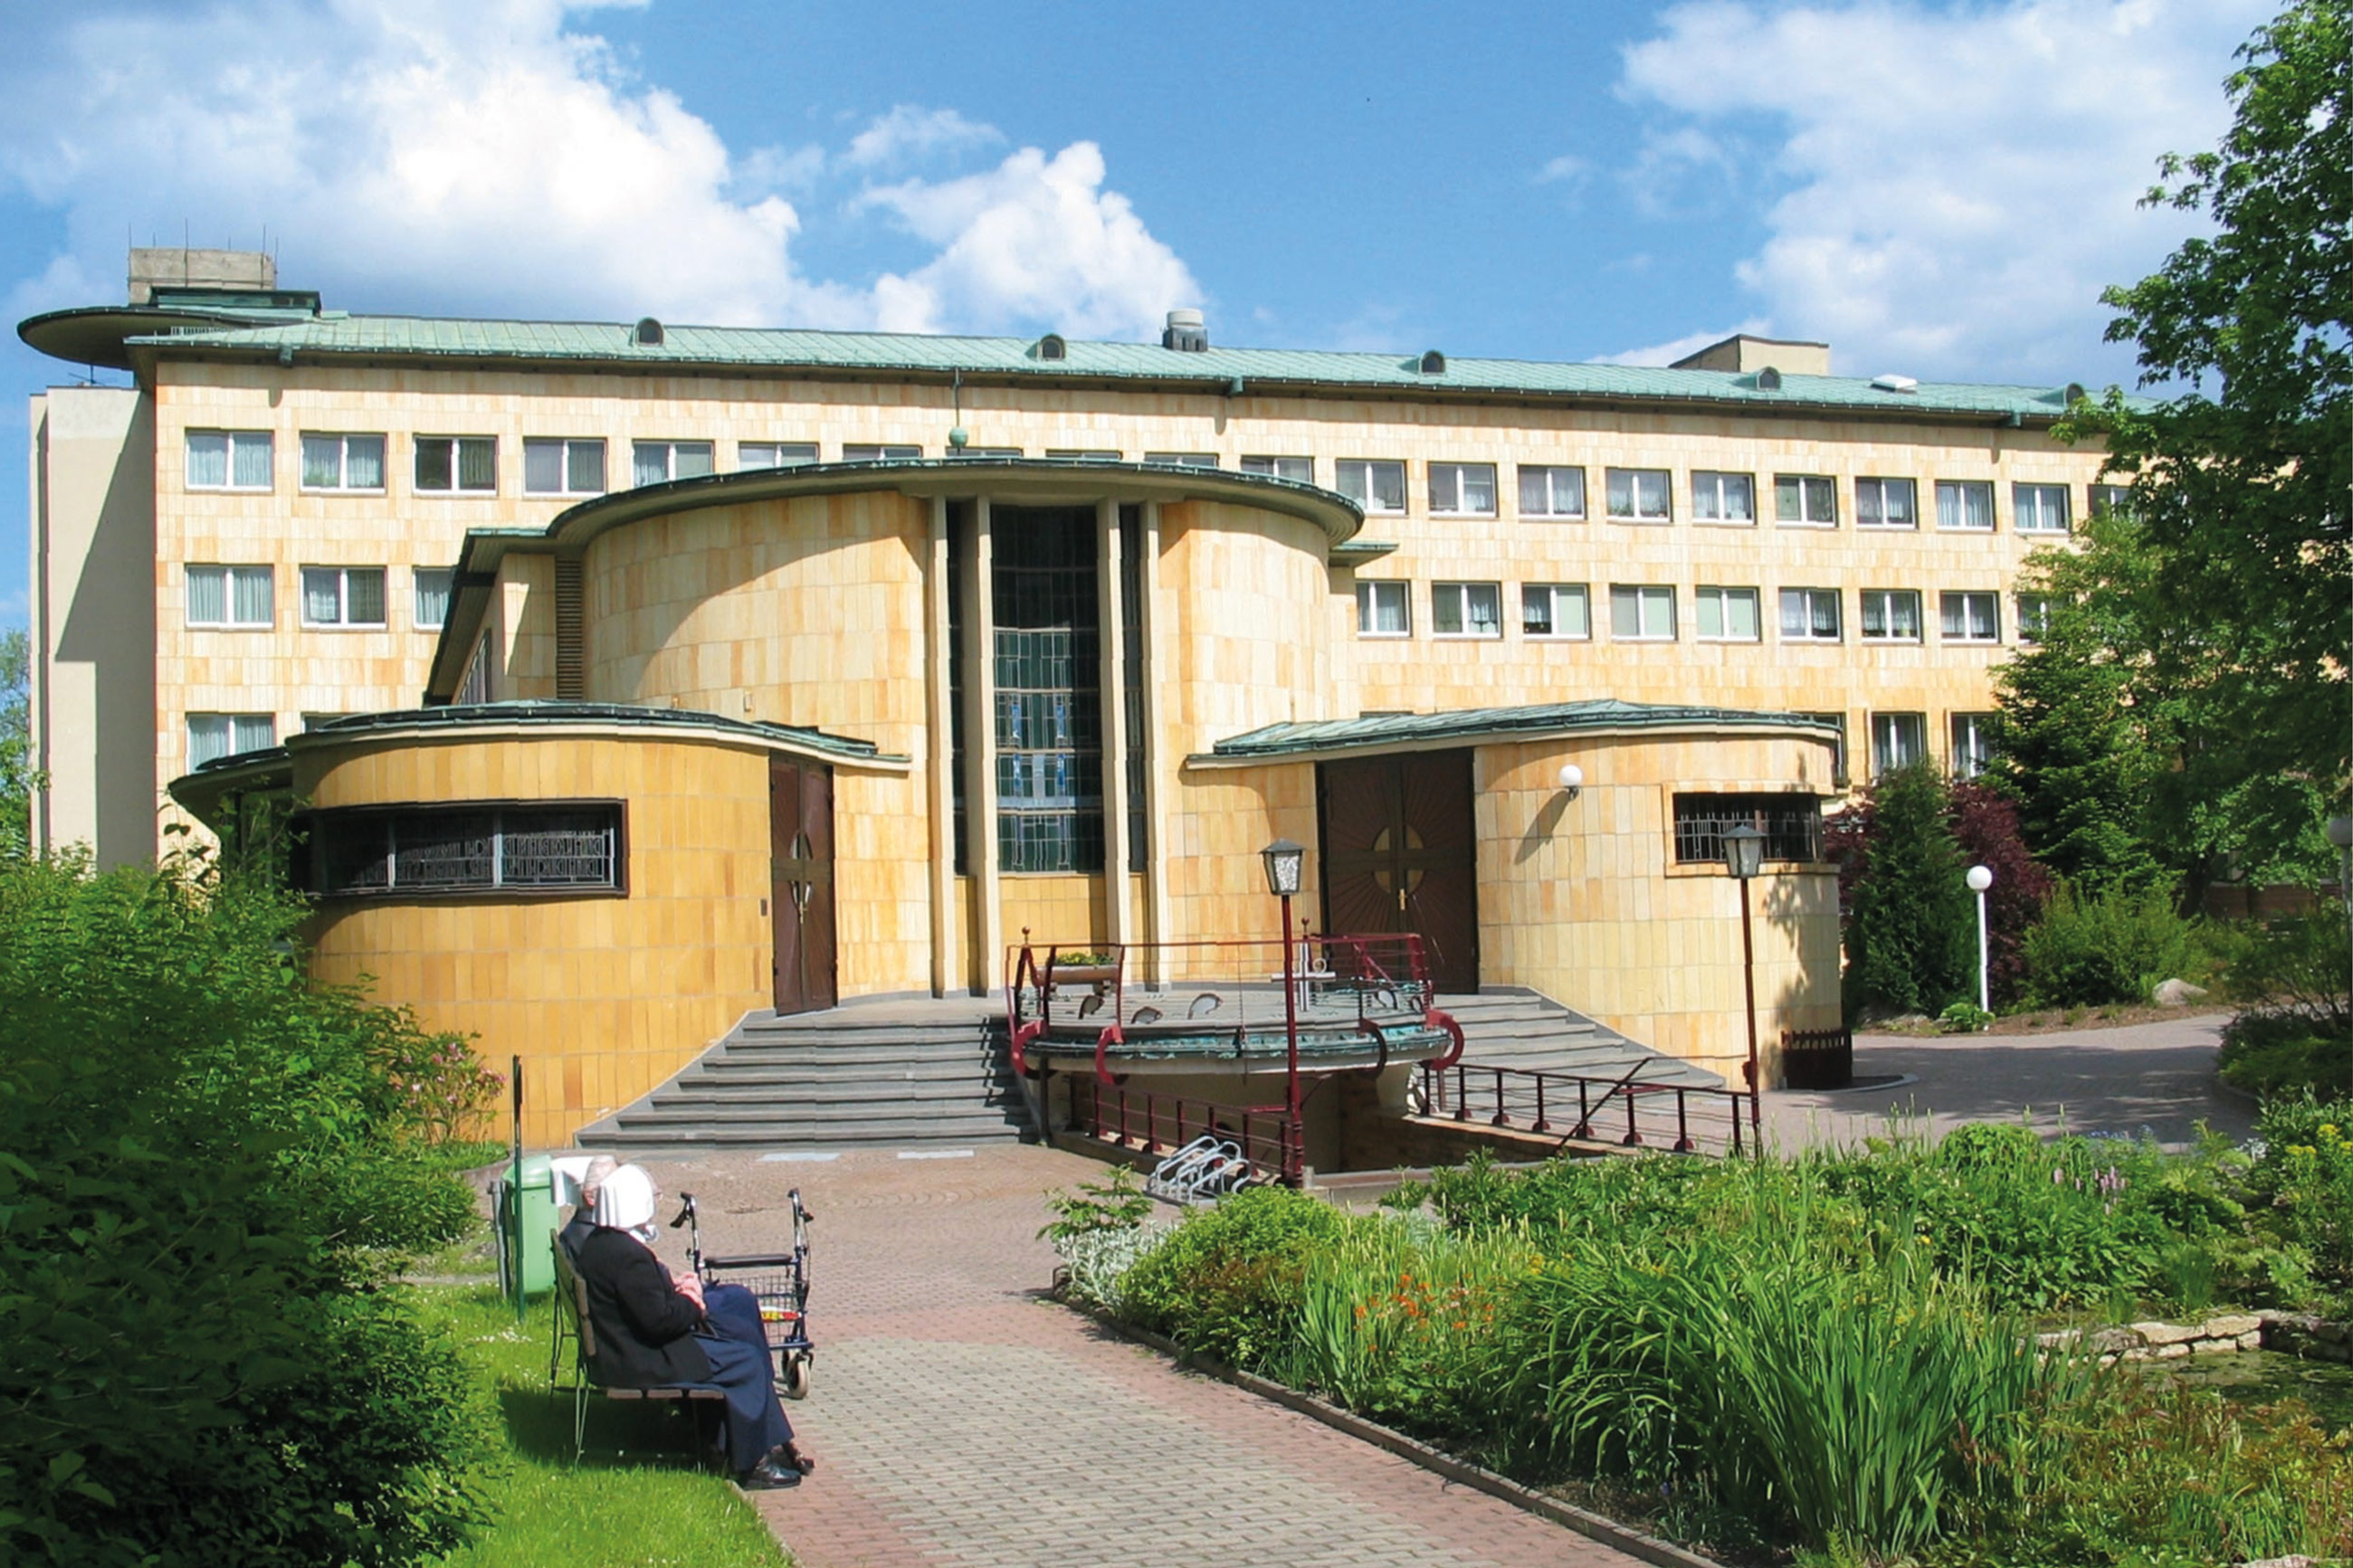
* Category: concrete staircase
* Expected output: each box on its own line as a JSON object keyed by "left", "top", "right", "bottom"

{"left": 575, "top": 998, "right": 1029, "bottom": 1153}
{"left": 1436, "top": 989, "right": 1724, "bottom": 1088}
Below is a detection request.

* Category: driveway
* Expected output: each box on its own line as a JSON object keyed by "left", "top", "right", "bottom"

{"left": 1764, "top": 1012, "right": 2251, "bottom": 1152}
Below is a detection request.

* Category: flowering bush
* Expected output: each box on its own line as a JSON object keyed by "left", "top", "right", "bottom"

{"left": 2248, "top": 1092, "right": 2353, "bottom": 1301}
{"left": 365, "top": 1014, "right": 503, "bottom": 1145}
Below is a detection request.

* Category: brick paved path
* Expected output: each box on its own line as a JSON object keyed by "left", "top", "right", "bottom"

{"left": 627, "top": 1145, "right": 1643, "bottom": 1568}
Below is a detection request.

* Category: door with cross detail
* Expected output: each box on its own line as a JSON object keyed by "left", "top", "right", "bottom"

{"left": 1317, "top": 749, "right": 1479, "bottom": 993}
{"left": 769, "top": 757, "right": 837, "bottom": 1014}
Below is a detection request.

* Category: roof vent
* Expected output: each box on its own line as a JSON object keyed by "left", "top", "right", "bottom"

{"left": 1035, "top": 332, "right": 1067, "bottom": 361}
{"left": 634, "top": 317, "right": 664, "bottom": 347}
{"left": 1418, "top": 349, "right": 1446, "bottom": 375}
{"left": 1757, "top": 366, "right": 1783, "bottom": 390}
{"left": 1162, "top": 308, "right": 1208, "bottom": 352}
{"left": 2063, "top": 381, "right": 2086, "bottom": 404}
{"left": 1870, "top": 372, "right": 1919, "bottom": 394}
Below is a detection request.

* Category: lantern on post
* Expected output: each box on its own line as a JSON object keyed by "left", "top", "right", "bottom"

{"left": 1722, "top": 824, "right": 1765, "bottom": 1139}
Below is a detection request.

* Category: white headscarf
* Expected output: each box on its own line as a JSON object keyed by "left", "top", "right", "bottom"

{"left": 593, "top": 1164, "right": 659, "bottom": 1241}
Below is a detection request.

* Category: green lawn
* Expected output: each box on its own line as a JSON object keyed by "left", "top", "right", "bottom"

{"left": 419, "top": 1285, "right": 790, "bottom": 1568}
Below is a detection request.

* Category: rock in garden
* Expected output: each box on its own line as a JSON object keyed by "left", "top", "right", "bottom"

{"left": 2152, "top": 977, "right": 2209, "bottom": 1006}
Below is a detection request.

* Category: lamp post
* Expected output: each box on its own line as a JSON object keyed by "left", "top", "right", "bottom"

{"left": 1260, "top": 840, "right": 1308, "bottom": 1142}
{"left": 1722, "top": 824, "right": 1765, "bottom": 1138}
{"left": 1967, "top": 865, "right": 1995, "bottom": 1014}
{"left": 2329, "top": 816, "right": 2352, "bottom": 1098}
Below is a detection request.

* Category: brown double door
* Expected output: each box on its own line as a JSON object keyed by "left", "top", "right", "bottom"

{"left": 1317, "top": 750, "right": 1480, "bottom": 993}
{"left": 769, "top": 758, "right": 836, "bottom": 1015}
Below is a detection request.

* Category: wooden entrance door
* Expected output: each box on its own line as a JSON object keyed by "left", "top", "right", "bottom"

{"left": 1317, "top": 750, "right": 1480, "bottom": 993}
{"left": 769, "top": 758, "right": 837, "bottom": 1014}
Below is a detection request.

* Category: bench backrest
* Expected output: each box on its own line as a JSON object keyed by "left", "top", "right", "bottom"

{"left": 550, "top": 1233, "right": 602, "bottom": 1367}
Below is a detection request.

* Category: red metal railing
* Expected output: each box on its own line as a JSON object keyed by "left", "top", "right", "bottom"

{"left": 1415, "top": 1060, "right": 1756, "bottom": 1156}
{"left": 1066, "top": 1077, "right": 1305, "bottom": 1185}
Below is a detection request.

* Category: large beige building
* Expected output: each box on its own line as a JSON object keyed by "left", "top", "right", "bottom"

{"left": 23, "top": 256, "right": 2113, "bottom": 1146}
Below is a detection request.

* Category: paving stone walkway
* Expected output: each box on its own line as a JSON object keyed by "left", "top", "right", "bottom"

{"left": 624, "top": 1145, "right": 1645, "bottom": 1568}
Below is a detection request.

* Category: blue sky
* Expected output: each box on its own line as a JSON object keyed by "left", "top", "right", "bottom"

{"left": 0, "top": 0, "right": 2274, "bottom": 632}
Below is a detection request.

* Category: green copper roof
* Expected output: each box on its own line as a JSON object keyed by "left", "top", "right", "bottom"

{"left": 58, "top": 307, "right": 2118, "bottom": 421}
{"left": 299, "top": 702, "right": 897, "bottom": 759}
{"left": 1197, "top": 699, "right": 1841, "bottom": 763}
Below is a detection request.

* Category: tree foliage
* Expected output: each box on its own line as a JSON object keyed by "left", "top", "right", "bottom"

{"left": 1841, "top": 765, "right": 1978, "bottom": 1023}
{"left": 0, "top": 855, "right": 498, "bottom": 1567}
{"left": 1, "top": 628, "right": 29, "bottom": 859}
{"left": 2056, "top": 0, "right": 2352, "bottom": 867}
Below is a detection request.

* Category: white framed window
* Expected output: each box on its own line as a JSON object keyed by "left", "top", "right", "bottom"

{"left": 1240, "top": 455, "right": 1312, "bottom": 481}
{"left": 2087, "top": 483, "right": 2131, "bottom": 518}
{"left": 1521, "top": 583, "right": 1590, "bottom": 639}
{"left": 1775, "top": 474, "right": 1837, "bottom": 526}
{"left": 1691, "top": 470, "right": 1756, "bottom": 524}
{"left": 186, "top": 565, "right": 273, "bottom": 629}
{"left": 415, "top": 435, "right": 497, "bottom": 494}
{"left": 1860, "top": 589, "right": 1923, "bottom": 641}
{"left": 1802, "top": 712, "right": 1850, "bottom": 786}
{"left": 740, "top": 441, "right": 819, "bottom": 469}
{"left": 1143, "top": 451, "right": 1217, "bottom": 468}
{"left": 1694, "top": 585, "right": 1760, "bottom": 641}
{"left": 1605, "top": 468, "right": 1672, "bottom": 523}
{"left": 414, "top": 567, "right": 454, "bottom": 630}
{"left": 1428, "top": 462, "right": 1498, "bottom": 516}
{"left": 1779, "top": 587, "right": 1842, "bottom": 641}
{"left": 1046, "top": 448, "right": 1123, "bottom": 462}
{"left": 1518, "top": 465, "right": 1586, "bottom": 518}
{"left": 2014, "top": 483, "right": 2071, "bottom": 534}
{"left": 843, "top": 443, "right": 921, "bottom": 461}
{"left": 186, "top": 430, "right": 273, "bottom": 491}
{"left": 301, "top": 566, "right": 388, "bottom": 629}
{"left": 1356, "top": 580, "right": 1410, "bottom": 637}
{"left": 1935, "top": 480, "right": 1994, "bottom": 531}
{"left": 1430, "top": 582, "right": 1503, "bottom": 637}
{"left": 1950, "top": 712, "right": 1997, "bottom": 778}
{"left": 1940, "top": 591, "right": 2000, "bottom": 642}
{"left": 1609, "top": 584, "right": 1676, "bottom": 641}
{"left": 1855, "top": 477, "right": 1917, "bottom": 528}
{"left": 633, "top": 441, "right": 714, "bottom": 486}
{"left": 1870, "top": 712, "right": 1928, "bottom": 776}
{"left": 300, "top": 432, "right": 386, "bottom": 492}
{"left": 1338, "top": 460, "right": 1407, "bottom": 514}
{"left": 524, "top": 438, "right": 606, "bottom": 496}
{"left": 2016, "top": 592, "right": 2054, "bottom": 643}
{"left": 188, "top": 712, "right": 277, "bottom": 766}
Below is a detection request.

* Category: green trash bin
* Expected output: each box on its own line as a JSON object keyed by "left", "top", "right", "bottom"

{"left": 495, "top": 1155, "right": 559, "bottom": 1297}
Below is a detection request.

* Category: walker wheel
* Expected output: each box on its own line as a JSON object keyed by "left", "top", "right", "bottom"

{"left": 780, "top": 1352, "right": 813, "bottom": 1401}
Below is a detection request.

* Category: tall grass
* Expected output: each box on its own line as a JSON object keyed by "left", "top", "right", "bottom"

{"left": 1478, "top": 1172, "right": 2085, "bottom": 1557}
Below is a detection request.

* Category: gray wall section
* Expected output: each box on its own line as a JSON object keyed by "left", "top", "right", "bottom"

{"left": 32, "top": 386, "right": 157, "bottom": 868}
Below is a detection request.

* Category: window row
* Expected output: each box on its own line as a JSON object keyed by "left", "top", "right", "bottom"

{"left": 180, "top": 428, "right": 2114, "bottom": 533}
{"left": 1804, "top": 711, "right": 2003, "bottom": 784}
{"left": 186, "top": 565, "right": 452, "bottom": 631}
{"left": 1357, "top": 581, "right": 2053, "bottom": 645}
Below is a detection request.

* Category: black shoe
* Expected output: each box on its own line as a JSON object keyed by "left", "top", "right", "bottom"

{"left": 735, "top": 1459, "right": 803, "bottom": 1491}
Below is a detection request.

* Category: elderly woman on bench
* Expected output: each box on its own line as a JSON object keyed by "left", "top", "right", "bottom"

{"left": 573, "top": 1164, "right": 814, "bottom": 1490}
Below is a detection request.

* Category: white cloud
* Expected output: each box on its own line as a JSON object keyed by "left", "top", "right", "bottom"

{"left": 1595, "top": 320, "right": 1774, "bottom": 366}
{"left": 0, "top": 1, "right": 1194, "bottom": 339}
{"left": 861, "top": 143, "right": 1199, "bottom": 338}
{"left": 1617, "top": 0, "right": 2271, "bottom": 381}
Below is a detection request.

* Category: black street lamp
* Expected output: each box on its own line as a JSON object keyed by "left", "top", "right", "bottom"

{"left": 2329, "top": 816, "right": 2352, "bottom": 1098}
{"left": 1261, "top": 840, "right": 1308, "bottom": 1136}
{"left": 1722, "top": 824, "right": 1765, "bottom": 1140}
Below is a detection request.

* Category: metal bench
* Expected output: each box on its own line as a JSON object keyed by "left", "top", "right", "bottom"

{"left": 549, "top": 1231, "right": 724, "bottom": 1463}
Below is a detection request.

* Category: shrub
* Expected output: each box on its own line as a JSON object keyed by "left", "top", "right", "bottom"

{"left": 1843, "top": 765, "right": 1977, "bottom": 1023}
{"left": 1118, "top": 1184, "right": 1343, "bottom": 1370}
{"left": 2244, "top": 1092, "right": 2353, "bottom": 1298}
{"left": 0, "top": 856, "right": 497, "bottom": 1567}
{"left": 2020, "top": 880, "right": 2196, "bottom": 1008}
{"left": 2219, "top": 1007, "right": 2351, "bottom": 1100}
{"left": 2224, "top": 912, "right": 2349, "bottom": 1029}
{"left": 1948, "top": 783, "right": 2055, "bottom": 1008}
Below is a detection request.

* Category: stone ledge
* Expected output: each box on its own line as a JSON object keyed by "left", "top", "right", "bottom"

{"left": 2038, "top": 1310, "right": 2350, "bottom": 1364}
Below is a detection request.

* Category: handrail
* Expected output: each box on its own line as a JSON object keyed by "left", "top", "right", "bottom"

{"left": 1419, "top": 1059, "right": 1753, "bottom": 1157}
{"left": 1067, "top": 1078, "right": 1305, "bottom": 1185}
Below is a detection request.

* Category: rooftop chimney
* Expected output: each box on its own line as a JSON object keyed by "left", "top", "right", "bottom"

{"left": 1670, "top": 333, "right": 1831, "bottom": 377}
{"left": 1162, "top": 308, "right": 1208, "bottom": 352}
{"left": 129, "top": 247, "right": 277, "bottom": 304}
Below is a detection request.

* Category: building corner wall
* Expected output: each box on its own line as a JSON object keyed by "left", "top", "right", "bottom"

{"left": 30, "top": 386, "right": 156, "bottom": 868}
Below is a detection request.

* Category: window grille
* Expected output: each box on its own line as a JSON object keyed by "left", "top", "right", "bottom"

{"left": 308, "top": 803, "right": 622, "bottom": 896}
{"left": 1672, "top": 794, "right": 1822, "bottom": 866}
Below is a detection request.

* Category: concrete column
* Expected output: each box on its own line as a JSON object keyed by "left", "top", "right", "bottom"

{"left": 924, "top": 495, "right": 954, "bottom": 997}
{"left": 962, "top": 496, "right": 1001, "bottom": 993}
{"left": 1138, "top": 500, "right": 1169, "bottom": 983}
{"left": 1094, "top": 498, "right": 1129, "bottom": 951}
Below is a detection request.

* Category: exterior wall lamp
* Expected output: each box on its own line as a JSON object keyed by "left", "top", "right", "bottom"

{"left": 1556, "top": 764, "right": 1584, "bottom": 801}
{"left": 1722, "top": 823, "right": 1765, "bottom": 1139}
